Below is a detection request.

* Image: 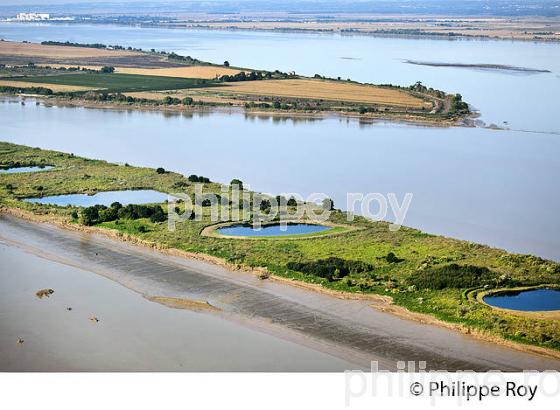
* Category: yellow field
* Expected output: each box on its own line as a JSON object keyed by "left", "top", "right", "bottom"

{"left": 125, "top": 90, "right": 240, "bottom": 104}
{"left": 35, "top": 64, "right": 242, "bottom": 79}
{"left": 214, "top": 79, "right": 428, "bottom": 107}
{"left": 0, "top": 80, "right": 100, "bottom": 92}
{"left": 0, "top": 41, "right": 140, "bottom": 58}
{"left": 115, "top": 66, "right": 242, "bottom": 79}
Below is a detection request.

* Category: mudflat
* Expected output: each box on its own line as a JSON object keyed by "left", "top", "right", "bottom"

{"left": 1, "top": 214, "right": 559, "bottom": 371}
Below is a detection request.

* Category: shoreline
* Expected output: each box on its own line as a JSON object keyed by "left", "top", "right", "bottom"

{"left": 3, "top": 206, "right": 560, "bottom": 362}
{"left": 3, "top": 93, "right": 479, "bottom": 129}
{"left": 11, "top": 20, "right": 560, "bottom": 44}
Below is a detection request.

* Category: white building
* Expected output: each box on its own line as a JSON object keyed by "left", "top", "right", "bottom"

{"left": 15, "top": 13, "right": 50, "bottom": 21}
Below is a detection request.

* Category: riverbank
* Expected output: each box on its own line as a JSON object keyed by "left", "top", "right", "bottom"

{"left": 2, "top": 212, "right": 560, "bottom": 370}
{"left": 7, "top": 94, "right": 474, "bottom": 128}
{"left": 1, "top": 142, "right": 559, "bottom": 356}
{"left": 0, "top": 226, "right": 356, "bottom": 371}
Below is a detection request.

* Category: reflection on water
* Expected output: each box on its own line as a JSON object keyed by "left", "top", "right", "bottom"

{"left": 2, "top": 98, "right": 559, "bottom": 261}
{"left": 1, "top": 22, "right": 559, "bottom": 132}
{"left": 25, "top": 189, "right": 168, "bottom": 207}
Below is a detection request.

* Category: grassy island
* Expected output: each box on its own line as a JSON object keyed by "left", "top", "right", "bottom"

{"left": 0, "top": 40, "right": 471, "bottom": 125}
{"left": 1, "top": 141, "right": 559, "bottom": 354}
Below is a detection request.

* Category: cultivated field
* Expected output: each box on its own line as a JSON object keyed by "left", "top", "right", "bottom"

{"left": 214, "top": 79, "right": 429, "bottom": 108}
{"left": 0, "top": 41, "right": 140, "bottom": 59}
{"left": 125, "top": 90, "right": 239, "bottom": 104}
{"left": 35, "top": 64, "right": 242, "bottom": 79}
{"left": 0, "top": 80, "right": 99, "bottom": 92}
{"left": 1, "top": 73, "right": 216, "bottom": 93}
{"left": 115, "top": 66, "right": 242, "bottom": 79}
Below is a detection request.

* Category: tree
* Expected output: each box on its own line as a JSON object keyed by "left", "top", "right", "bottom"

{"left": 100, "top": 66, "right": 115, "bottom": 73}
{"left": 230, "top": 179, "right": 243, "bottom": 190}
{"left": 80, "top": 206, "right": 99, "bottom": 226}
{"left": 156, "top": 167, "right": 166, "bottom": 174}
{"left": 182, "top": 97, "right": 193, "bottom": 105}
{"left": 223, "top": 61, "right": 230, "bottom": 67}
{"left": 149, "top": 206, "right": 166, "bottom": 223}
{"left": 322, "top": 198, "right": 334, "bottom": 211}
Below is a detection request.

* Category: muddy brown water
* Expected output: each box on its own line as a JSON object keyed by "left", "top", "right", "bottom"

{"left": 1, "top": 214, "right": 559, "bottom": 371}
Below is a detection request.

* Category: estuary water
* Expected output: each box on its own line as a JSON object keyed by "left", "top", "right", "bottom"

{"left": 0, "top": 23, "right": 559, "bottom": 261}
{"left": 0, "top": 226, "right": 354, "bottom": 371}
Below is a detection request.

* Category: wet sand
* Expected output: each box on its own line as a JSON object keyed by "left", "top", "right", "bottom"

{"left": 1, "top": 214, "right": 559, "bottom": 371}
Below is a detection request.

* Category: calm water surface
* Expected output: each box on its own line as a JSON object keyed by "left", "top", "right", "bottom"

{"left": 484, "top": 289, "right": 560, "bottom": 312}
{"left": 0, "top": 166, "right": 53, "bottom": 173}
{"left": 1, "top": 99, "right": 559, "bottom": 261}
{"left": 218, "top": 223, "right": 331, "bottom": 237}
{"left": 0, "top": 239, "right": 354, "bottom": 371}
{"left": 25, "top": 189, "right": 168, "bottom": 207}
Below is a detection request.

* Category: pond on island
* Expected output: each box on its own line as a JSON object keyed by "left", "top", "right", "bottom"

{"left": 0, "top": 166, "right": 53, "bottom": 173}
{"left": 24, "top": 189, "right": 169, "bottom": 207}
{"left": 217, "top": 223, "right": 331, "bottom": 237}
{"left": 483, "top": 289, "right": 560, "bottom": 312}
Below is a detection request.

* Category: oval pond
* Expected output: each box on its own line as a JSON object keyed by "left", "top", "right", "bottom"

{"left": 483, "top": 289, "right": 560, "bottom": 312}
{"left": 217, "top": 223, "right": 331, "bottom": 237}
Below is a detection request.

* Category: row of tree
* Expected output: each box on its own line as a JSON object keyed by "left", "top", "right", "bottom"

{"left": 80, "top": 202, "right": 166, "bottom": 226}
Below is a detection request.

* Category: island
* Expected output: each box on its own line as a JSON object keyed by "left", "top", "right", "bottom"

{"left": 0, "top": 40, "right": 471, "bottom": 126}
{"left": 1, "top": 141, "right": 559, "bottom": 358}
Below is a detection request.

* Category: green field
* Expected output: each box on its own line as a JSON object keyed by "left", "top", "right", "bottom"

{"left": 2, "top": 73, "right": 219, "bottom": 93}
{"left": 1, "top": 141, "right": 559, "bottom": 352}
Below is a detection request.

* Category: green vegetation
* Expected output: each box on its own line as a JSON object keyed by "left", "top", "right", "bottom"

{"left": 408, "top": 264, "right": 502, "bottom": 290}
{"left": 287, "top": 257, "right": 373, "bottom": 282}
{"left": 81, "top": 202, "right": 166, "bottom": 226}
{"left": 0, "top": 85, "right": 53, "bottom": 95}
{"left": 1, "top": 141, "right": 559, "bottom": 351}
{"left": 2, "top": 73, "right": 219, "bottom": 93}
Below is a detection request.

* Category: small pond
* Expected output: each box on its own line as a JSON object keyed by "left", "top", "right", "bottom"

{"left": 0, "top": 166, "right": 53, "bottom": 173}
{"left": 25, "top": 189, "right": 169, "bottom": 207}
{"left": 217, "top": 223, "right": 331, "bottom": 237}
{"left": 483, "top": 288, "right": 560, "bottom": 311}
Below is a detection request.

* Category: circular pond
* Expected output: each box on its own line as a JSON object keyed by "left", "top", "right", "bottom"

{"left": 483, "top": 288, "right": 560, "bottom": 312}
{"left": 217, "top": 223, "right": 331, "bottom": 237}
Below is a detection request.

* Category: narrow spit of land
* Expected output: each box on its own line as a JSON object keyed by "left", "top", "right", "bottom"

{"left": 1, "top": 214, "right": 559, "bottom": 371}
{"left": 0, "top": 40, "right": 471, "bottom": 126}
{"left": 1, "top": 142, "right": 560, "bottom": 356}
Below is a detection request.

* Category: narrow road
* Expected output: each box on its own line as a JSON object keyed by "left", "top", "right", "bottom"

{"left": 1, "top": 214, "right": 559, "bottom": 371}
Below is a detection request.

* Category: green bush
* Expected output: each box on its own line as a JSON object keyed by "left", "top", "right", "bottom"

{"left": 407, "top": 264, "right": 497, "bottom": 290}
{"left": 287, "top": 257, "right": 373, "bottom": 282}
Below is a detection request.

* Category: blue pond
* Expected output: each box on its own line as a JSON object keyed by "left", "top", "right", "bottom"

{"left": 25, "top": 190, "right": 169, "bottom": 207}
{"left": 218, "top": 223, "right": 331, "bottom": 237}
{"left": 483, "top": 289, "right": 560, "bottom": 311}
{"left": 0, "top": 166, "right": 53, "bottom": 173}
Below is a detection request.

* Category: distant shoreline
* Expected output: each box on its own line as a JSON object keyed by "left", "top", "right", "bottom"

{"left": 404, "top": 60, "right": 552, "bottom": 73}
